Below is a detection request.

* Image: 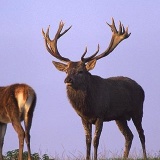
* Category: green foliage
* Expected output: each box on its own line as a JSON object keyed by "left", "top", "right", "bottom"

{"left": 3, "top": 149, "right": 53, "bottom": 160}
{"left": 3, "top": 149, "right": 160, "bottom": 160}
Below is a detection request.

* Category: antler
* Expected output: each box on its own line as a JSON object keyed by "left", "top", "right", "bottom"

{"left": 81, "top": 44, "right": 100, "bottom": 62}
{"left": 42, "top": 18, "right": 130, "bottom": 63}
{"left": 82, "top": 18, "right": 131, "bottom": 62}
{"left": 42, "top": 21, "right": 71, "bottom": 62}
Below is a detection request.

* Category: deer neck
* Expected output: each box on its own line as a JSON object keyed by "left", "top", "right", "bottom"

{"left": 66, "top": 76, "right": 95, "bottom": 117}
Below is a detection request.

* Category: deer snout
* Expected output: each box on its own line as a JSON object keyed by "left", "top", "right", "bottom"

{"left": 64, "top": 76, "right": 73, "bottom": 86}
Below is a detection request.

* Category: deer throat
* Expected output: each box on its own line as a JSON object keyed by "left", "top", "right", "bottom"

{"left": 66, "top": 88, "right": 91, "bottom": 116}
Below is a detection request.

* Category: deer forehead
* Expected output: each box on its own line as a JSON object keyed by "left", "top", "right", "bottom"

{"left": 67, "top": 61, "right": 86, "bottom": 71}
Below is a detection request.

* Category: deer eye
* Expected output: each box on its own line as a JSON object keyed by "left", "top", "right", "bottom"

{"left": 78, "top": 70, "right": 83, "bottom": 74}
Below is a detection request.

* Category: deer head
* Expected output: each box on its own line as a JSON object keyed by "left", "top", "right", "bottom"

{"left": 42, "top": 18, "right": 131, "bottom": 89}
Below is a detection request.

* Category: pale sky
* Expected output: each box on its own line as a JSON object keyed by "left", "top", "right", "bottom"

{"left": 0, "top": 1, "right": 160, "bottom": 158}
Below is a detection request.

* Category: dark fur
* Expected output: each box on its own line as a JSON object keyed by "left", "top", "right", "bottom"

{"left": 42, "top": 18, "right": 146, "bottom": 160}
{"left": 66, "top": 75, "right": 144, "bottom": 123}
{"left": 53, "top": 61, "right": 147, "bottom": 160}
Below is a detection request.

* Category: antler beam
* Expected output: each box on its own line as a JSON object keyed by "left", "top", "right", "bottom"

{"left": 82, "top": 18, "right": 131, "bottom": 62}
{"left": 42, "top": 21, "right": 71, "bottom": 62}
{"left": 81, "top": 44, "right": 100, "bottom": 62}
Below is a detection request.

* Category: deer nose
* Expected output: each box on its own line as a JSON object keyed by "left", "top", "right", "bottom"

{"left": 64, "top": 76, "right": 73, "bottom": 85}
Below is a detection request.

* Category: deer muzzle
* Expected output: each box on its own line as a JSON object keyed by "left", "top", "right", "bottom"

{"left": 64, "top": 76, "right": 73, "bottom": 86}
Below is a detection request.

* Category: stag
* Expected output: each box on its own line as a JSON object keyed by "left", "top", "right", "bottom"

{"left": 0, "top": 83, "right": 36, "bottom": 160}
{"left": 42, "top": 18, "right": 147, "bottom": 160}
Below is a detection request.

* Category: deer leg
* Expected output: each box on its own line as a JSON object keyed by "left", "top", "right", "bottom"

{"left": 115, "top": 120, "right": 133, "bottom": 159}
{"left": 24, "top": 91, "right": 36, "bottom": 160}
{"left": 11, "top": 120, "right": 25, "bottom": 160}
{"left": 24, "top": 111, "right": 34, "bottom": 160}
{"left": 93, "top": 118, "right": 103, "bottom": 160}
{"left": 81, "top": 118, "right": 92, "bottom": 160}
{"left": 0, "top": 123, "right": 7, "bottom": 160}
{"left": 132, "top": 116, "right": 147, "bottom": 160}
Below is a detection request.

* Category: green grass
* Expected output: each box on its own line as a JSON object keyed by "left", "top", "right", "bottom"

{"left": 3, "top": 149, "right": 160, "bottom": 160}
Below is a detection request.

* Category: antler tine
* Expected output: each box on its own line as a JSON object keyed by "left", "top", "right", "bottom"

{"left": 118, "top": 21, "right": 122, "bottom": 34}
{"left": 92, "top": 18, "right": 131, "bottom": 61}
{"left": 121, "top": 24, "right": 125, "bottom": 34}
{"left": 42, "top": 21, "right": 71, "bottom": 62}
{"left": 42, "top": 26, "right": 54, "bottom": 56}
{"left": 59, "top": 22, "right": 72, "bottom": 38}
{"left": 107, "top": 18, "right": 117, "bottom": 33}
{"left": 81, "top": 44, "right": 100, "bottom": 62}
{"left": 81, "top": 47, "right": 88, "bottom": 60}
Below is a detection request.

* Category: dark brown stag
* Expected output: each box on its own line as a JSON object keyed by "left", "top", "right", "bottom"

{"left": 42, "top": 18, "right": 147, "bottom": 160}
{"left": 0, "top": 84, "right": 36, "bottom": 160}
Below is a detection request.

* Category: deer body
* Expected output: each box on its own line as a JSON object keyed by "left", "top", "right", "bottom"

{"left": 66, "top": 76, "right": 144, "bottom": 123}
{"left": 42, "top": 18, "right": 147, "bottom": 159}
{"left": 0, "top": 83, "right": 36, "bottom": 160}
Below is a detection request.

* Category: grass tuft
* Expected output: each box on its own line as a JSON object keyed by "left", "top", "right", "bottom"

{"left": 3, "top": 149, "right": 160, "bottom": 160}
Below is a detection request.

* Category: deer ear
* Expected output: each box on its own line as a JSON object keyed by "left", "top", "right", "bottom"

{"left": 86, "top": 59, "right": 97, "bottom": 71}
{"left": 52, "top": 61, "right": 67, "bottom": 72}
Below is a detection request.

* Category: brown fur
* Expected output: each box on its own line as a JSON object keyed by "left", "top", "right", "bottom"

{"left": 0, "top": 83, "right": 36, "bottom": 160}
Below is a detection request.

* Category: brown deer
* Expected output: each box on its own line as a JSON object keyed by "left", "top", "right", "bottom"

{"left": 0, "top": 83, "right": 36, "bottom": 160}
{"left": 42, "top": 18, "right": 147, "bottom": 160}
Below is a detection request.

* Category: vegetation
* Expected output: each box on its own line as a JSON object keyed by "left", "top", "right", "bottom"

{"left": 3, "top": 149, "right": 160, "bottom": 160}
{"left": 3, "top": 149, "right": 51, "bottom": 160}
